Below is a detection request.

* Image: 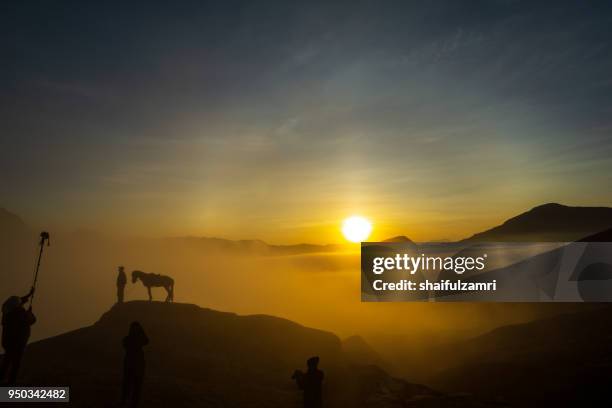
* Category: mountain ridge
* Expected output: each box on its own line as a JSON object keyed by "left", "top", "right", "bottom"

{"left": 19, "top": 301, "right": 491, "bottom": 407}
{"left": 463, "top": 203, "right": 612, "bottom": 242}
{"left": 429, "top": 305, "right": 612, "bottom": 406}
{"left": 167, "top": 236, "right": 343, "bottom": 255}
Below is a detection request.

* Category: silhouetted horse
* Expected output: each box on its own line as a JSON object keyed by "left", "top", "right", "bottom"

{"left": 131, "top": 271, "right": 174, "bottom": 302}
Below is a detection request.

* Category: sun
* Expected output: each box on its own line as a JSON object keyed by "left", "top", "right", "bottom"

{"left": 342, "top": 216, "right": 373, "bottom": 243}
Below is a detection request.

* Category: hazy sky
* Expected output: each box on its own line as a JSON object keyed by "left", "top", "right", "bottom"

{"left": 2, "top": 1, "right": 612, "bottom": 243}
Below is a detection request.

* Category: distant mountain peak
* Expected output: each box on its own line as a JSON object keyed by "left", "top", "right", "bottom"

{"left": 465, "top": 203, "right": 612, "bottom": 242}
{"left": 383, "top": 235, "right": 415, "bottom": 243}
{"left": 170, "top": 236, "right": 341, "bottom": 255}
{"left": 532, "top": 202, "right": 565, "bottom": 209}
{"left": 524, "top": 202, "right": 566, "bottom": 213}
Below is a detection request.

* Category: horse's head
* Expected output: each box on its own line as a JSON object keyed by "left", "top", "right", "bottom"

{"left": 131, "top": 270, "right": 140, "bottom": 283}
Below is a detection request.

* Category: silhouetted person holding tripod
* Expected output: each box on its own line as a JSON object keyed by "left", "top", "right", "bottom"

{"left": 1, "top": 287, "right": 36, "bottom": 385}
{"left": 121, "top": 321, "right": 148, "bottom": 408}
{"left": 117, "top": 266, "right": 127, "bottom": 303}
{"left": 292, "top": 356, "right": 324, "bottom": 408}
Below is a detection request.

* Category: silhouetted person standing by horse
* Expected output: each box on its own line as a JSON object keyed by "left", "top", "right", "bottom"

{"left": 121, "top": 321, "right": 149, "bottom": 408}
{"left": 117, "top": 266, "right": 127, "bottom": 303}
{"left": 292, "top": 356, "right": 324, "bottom": 408}
{"left": 1, "top": 287, "right": 36, "bottom": 385}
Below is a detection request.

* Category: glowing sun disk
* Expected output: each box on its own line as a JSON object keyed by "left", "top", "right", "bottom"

{"left": 342, "top": 216, "right": 372, "bottom": 243}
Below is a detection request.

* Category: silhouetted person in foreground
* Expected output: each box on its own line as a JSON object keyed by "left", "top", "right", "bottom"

{"left": 292, "top": 356, "right": 324, "bottom": 408}
{"left": 117, "top": 266, "right": 127, "bottom": 303}
{"left": 1, "top": 287, "right": 36, "bottom": 385}
{"left": 121, "top": 321, "right": 149, "bottom": 408}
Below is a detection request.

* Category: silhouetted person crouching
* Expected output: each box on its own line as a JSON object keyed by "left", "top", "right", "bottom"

{"left": 117, "top": 266, "right": 127, "bottom": 303}
{"left": 1, "top": 287, "right": 36, "bottom": 385}
{"left": 121, "top": 321, "right": 148, "bottom": 408}
{"left": 292, "top": 356, "right": 324, "bottom": 408}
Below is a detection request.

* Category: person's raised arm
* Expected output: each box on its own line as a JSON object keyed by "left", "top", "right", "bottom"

{"left": 20, "top": 287, "right": 35, "bottom": 304}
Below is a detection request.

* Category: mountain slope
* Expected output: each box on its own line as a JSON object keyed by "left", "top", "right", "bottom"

{"left": 18, "top": 302, "right": 491, "bottom": 407}
{"left": 429, "top": 305, "right": 612, "bottom": 407}
{"left": 342, "top": 335, "right": 388, "bottom": 369}
{"left": 578, "top": 227, "right": 612, "bottom": 242}
{"left": 464, "top": 203, "right": 612, "bottom": 242}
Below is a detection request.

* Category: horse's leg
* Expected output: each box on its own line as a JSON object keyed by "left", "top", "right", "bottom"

{"left": 169, "top": 282, "right": 174, "bottom": 302}
{"left": 147, "top": 286, "right": 152, "bottom": 301}
{"left": 164, "top": 285, "right": 170, "bottom": 302}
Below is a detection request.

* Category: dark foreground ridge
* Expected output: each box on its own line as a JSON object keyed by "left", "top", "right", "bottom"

{"left": 18, "top": 301, "right": 492, "bottom": 407}
{"left": 429, "top": 305, "right": 612, "bottom": 407}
